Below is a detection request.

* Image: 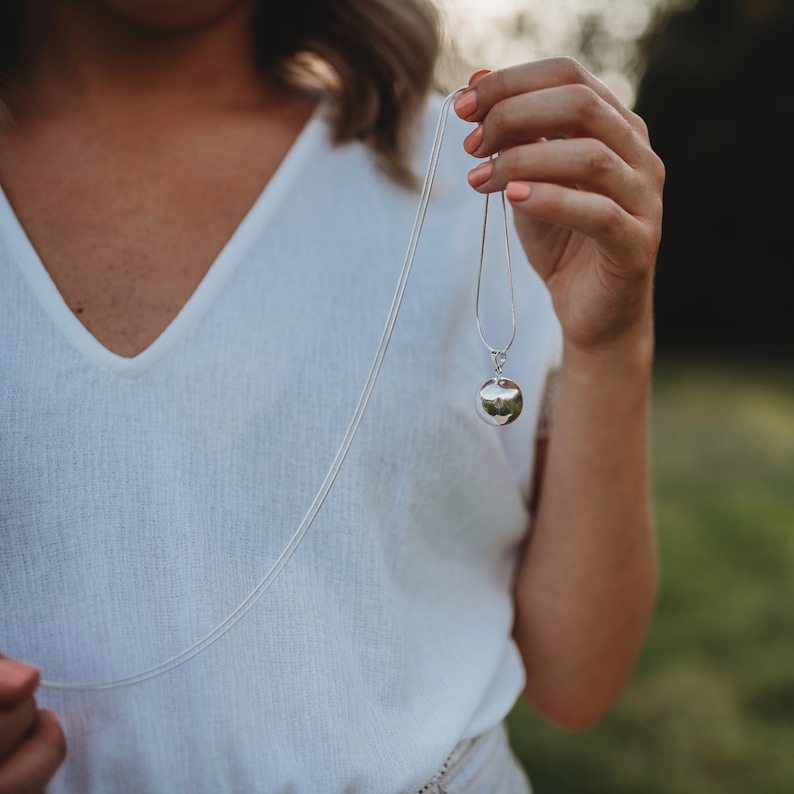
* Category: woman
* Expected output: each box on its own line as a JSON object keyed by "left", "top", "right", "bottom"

{"left": 0, "top": 1, "right": 663, "bottom": 791}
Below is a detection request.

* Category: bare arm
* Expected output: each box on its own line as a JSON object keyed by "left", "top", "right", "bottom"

{"left": 454, "top": 58, "right": 664, "bottom": 730}
{"left": 515, "top": 341, "right": 657, "bottom": 730}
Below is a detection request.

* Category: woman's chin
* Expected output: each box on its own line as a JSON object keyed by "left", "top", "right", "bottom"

{"left": 100, "top": 0, "right": 249, "bottom": 31}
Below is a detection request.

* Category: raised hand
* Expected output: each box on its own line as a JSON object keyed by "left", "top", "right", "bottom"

{"left": 454, "top": 58, "right": 665, "bottom": 359}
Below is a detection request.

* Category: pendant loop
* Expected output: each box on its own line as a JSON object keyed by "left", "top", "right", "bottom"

{"left": 474, "top": 169, "right": 522, "bottom": 428}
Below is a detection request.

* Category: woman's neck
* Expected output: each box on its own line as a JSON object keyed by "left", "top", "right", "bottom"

{"left": 10, "top": 0, "right": 283, "bottom": 124}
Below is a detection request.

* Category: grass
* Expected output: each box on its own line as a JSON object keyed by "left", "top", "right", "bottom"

{"left": 506, "top": 358, "right": 794, "bottom": 794}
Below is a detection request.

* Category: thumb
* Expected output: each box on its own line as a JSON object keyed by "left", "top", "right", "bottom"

{"left": 0, "top": 655, "right": 40, "bottom": 704}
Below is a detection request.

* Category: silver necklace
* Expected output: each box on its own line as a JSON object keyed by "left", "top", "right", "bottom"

{"left": 474, "top": 172, "right": 523, "bottom": 425}
{"left": 40, "top": 85, "right": 521, "bottom": 691}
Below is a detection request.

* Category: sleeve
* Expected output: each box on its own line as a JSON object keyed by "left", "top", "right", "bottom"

{"left": 535, "top": 365, "right": 561, "bottom": 441}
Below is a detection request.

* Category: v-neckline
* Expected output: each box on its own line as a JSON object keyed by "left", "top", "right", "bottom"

{"left": 0, "top": 100, "right": 328, "bottom": 380}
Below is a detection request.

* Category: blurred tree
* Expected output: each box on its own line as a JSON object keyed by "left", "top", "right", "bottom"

{"left": 634, "top": 0, "right": 794, "bottom": 357}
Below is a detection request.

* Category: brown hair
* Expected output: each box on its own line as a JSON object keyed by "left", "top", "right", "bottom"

{"left": 256, "top": 0, "right": 441, "bottom": 185}
{"left": 0, "top": 0, "right": 441, "bottom": 186}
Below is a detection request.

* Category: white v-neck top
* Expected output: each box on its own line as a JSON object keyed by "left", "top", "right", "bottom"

{"left": 0, "top": 95, "right": 562, "bottom": 793}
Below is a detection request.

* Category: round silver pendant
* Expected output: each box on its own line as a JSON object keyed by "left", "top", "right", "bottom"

{"left": 476, "top": 377, "right": 523, "bottom": 426}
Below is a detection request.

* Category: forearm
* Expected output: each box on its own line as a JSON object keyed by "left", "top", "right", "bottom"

{"left": 513, "top": 332, "right": 658, "bottom": 730}
{"left": 458, "top": 58, "right": 664, "bottom": 729}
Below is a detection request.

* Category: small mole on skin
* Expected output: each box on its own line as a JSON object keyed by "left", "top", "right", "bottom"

{"left": 75, "top": 307, "right": 84, "bottom": 315}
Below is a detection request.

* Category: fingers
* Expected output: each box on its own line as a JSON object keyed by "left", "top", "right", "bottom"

{"left": 459, "top": 83, "right": 645, "bottom": 169}
{"left": 454, "top": 58, "right": 664, "bottom": 264}
{"left": 0, "top": 656, "right": 67, "bottom": 793}
{"left": 466, "top": 137, "right": 647, "bottom": 216}
{"left": 454, "top": 57, "right": 662, "bottom": 190}
{"left": 0, "top": 656, "right": 40, "bottom": 705}
{"left": 461, "top": 57, "right": 648, "bottom": 140}
{"left": 0, "top": 709, "right": 67, "bottom": 794}
{"left": 504, "top": 181, "right": 653, "bottom": 280}
{"left": 0, "top": 696, "right": 38, "bottom": 761}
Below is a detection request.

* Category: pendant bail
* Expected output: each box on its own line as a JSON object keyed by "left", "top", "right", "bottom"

{"left": 491, "top": 350, "right": 507, "bottom": 379}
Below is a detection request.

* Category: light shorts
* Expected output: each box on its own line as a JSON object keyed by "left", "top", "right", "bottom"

{"left": 416, "top": 722, "right": 532, "bottom": 794}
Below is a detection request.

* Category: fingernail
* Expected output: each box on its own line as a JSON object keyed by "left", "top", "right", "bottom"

{"left": 468, "top": 162, "right": 494, "bottom": 187}
{"left": 453, "top": 89, "right": 477, "bottom": 119}
{"left": 0, "top": 657, "right": 39, "bottom": 689}
{"left": 469, "top": 69, "right": 491, "bottom": 85}
{"left": 506, "top": 181, "right": 532, "bottom": 202}
{"left": 463, "top": 125, "right": 483, "bottom": 154}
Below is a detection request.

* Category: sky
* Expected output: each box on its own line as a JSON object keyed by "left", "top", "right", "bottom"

{"left": 435, "top": 0, "right": 685, "bottom": 107}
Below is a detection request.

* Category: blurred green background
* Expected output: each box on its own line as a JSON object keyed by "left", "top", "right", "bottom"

{"left": 508, "top": 360, "right": 794, "bottom": 793}
{"left": 439, "top": 0, "right": 793, "bottom": 790}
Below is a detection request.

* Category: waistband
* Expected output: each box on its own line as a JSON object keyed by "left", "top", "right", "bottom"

{"left": 417, "top": 722, "right": 532, "bottom": 794}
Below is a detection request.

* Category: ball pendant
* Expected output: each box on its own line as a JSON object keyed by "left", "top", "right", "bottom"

{"left": 476, "top": 377, "right": 523, "bottom": 426}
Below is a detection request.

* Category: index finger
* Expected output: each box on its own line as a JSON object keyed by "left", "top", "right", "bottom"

{"left": 0, "top": 656, "right": 40, "bottom": 704}
{"left": 461, "top": 57, "right": 649, "bottom": 139}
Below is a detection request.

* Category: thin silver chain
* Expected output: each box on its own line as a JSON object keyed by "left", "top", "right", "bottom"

{"left": 41, "top": 86, "right": 471, "bottom": 691}
{"left": 474, "top": 165, "right": 516, "bottom": 378}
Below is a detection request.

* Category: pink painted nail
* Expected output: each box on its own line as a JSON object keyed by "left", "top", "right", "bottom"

{"left": 463, "top": 125, "right": 483, "bottom": 154}
{"left": 468, "top": 162, "right": 494, "bottom": 187}
{"left": 453, "top": 90, "right": 478, "bottom": 119}
{"left": 506, "top": 182, "right": 532, "bottom": 202}
{"left": 468, "top": 69, "right": 491, "bottom": 86}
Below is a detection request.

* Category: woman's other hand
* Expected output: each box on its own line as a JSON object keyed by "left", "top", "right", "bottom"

{"left": 0, "top": 655, "right": 66, "bottom": 793}
{"left": 454, "top": 57, "right": 664, "bottom": 363}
